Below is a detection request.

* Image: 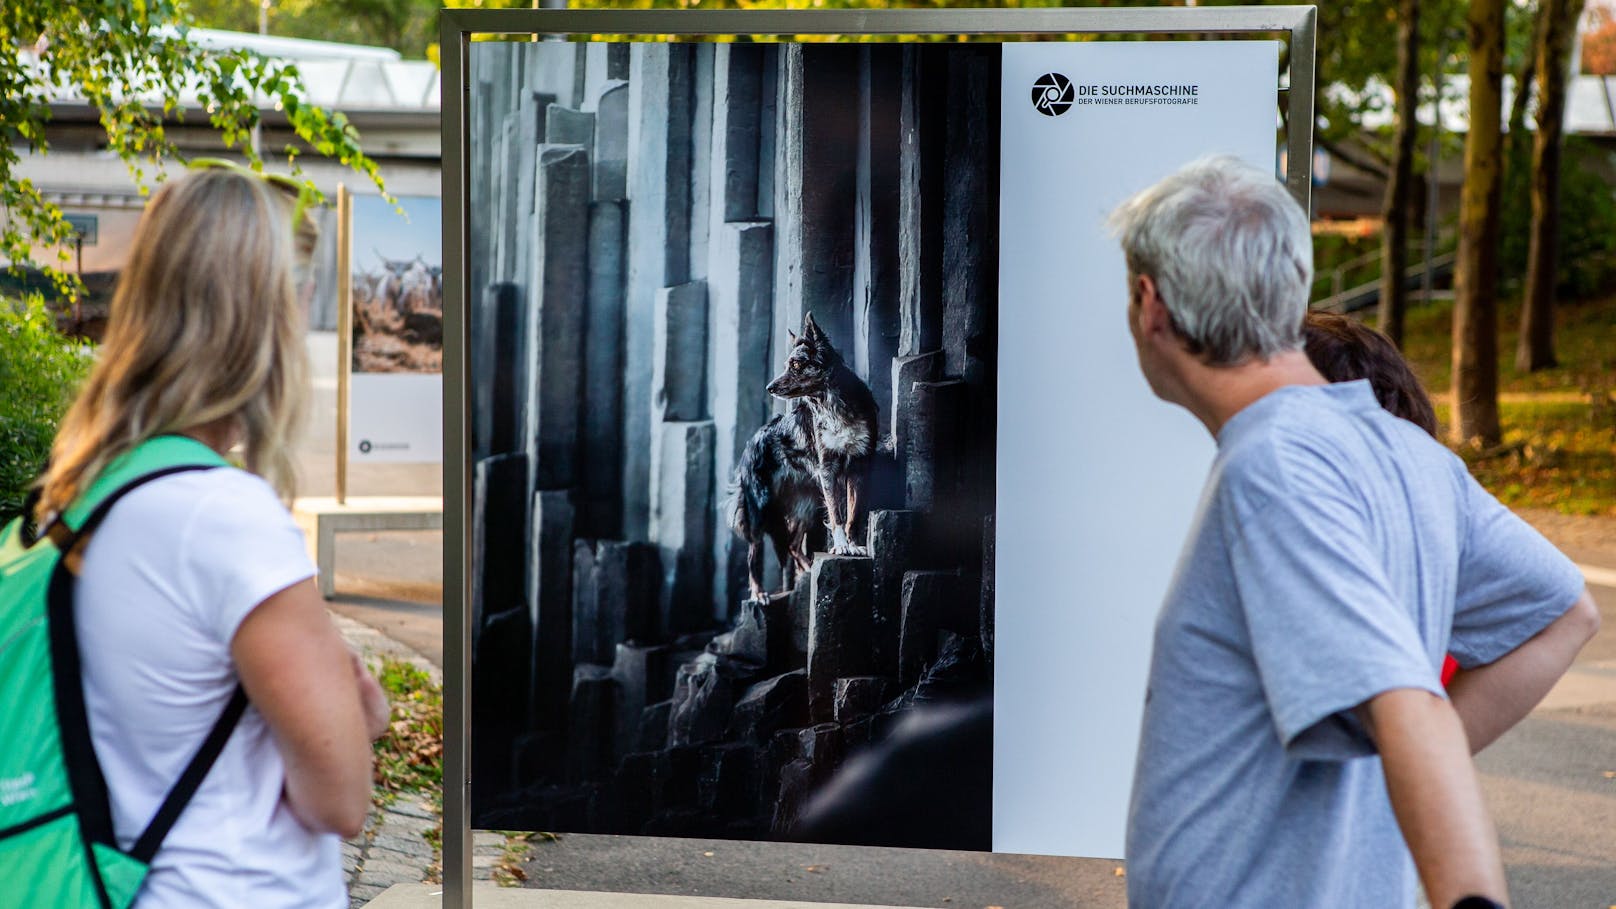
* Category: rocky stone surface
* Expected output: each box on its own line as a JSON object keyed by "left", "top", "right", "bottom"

{"left": 468, "top": 41, "right": 997, "bottom": 846}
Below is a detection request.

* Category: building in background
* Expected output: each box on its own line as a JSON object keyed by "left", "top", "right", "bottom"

{"left": 11, "top": 28, "right": 442, "bottom": 332}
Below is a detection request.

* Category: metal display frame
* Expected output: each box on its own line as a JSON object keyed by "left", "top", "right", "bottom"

{"left": 439, "top": 8, "right": 1316, "bottom": 905}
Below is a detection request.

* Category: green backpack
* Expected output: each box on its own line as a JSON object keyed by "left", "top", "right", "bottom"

{"left": 0, "top": 435, "right": 244, "bottom": 908}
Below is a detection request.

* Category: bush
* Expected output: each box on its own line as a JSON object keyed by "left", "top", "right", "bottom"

{"left": 1501, "top": 137, "right": 1616, "bottom": 300}
{"left": 0, "top": 294, "right": 92, "bottom": 524}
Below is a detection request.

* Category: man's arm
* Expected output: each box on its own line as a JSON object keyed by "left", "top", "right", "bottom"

{"left": 1358, "top": 688, "right": 1508, "bottom": 909}
{"left": 1448, "top": 589, "right": 1599, "bottom": 753}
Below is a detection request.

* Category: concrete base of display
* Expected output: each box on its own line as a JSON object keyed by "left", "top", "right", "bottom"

{"left": 293, "top": 496, "right": 444, "bottom": 598}
{"left": 365, "top": 884, "right": 933, "bottom": 908}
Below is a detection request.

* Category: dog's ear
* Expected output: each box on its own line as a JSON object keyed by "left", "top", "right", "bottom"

{"left": 802, "top": 311, "right": 824, "bottom": 342}
{"left": 787, "top": 328, "right": 799, "bottom": 346}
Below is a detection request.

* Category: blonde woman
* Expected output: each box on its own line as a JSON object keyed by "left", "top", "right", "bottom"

{"left": 33, "top": 167, "right": 389, "bottom": 907}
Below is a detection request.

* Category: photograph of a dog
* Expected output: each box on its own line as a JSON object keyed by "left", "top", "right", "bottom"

{"left": 466, "top": 39, "right": 1000, "bottom": 849}
{"left": 730, "top": 312, "right": 881, "bottom": 607}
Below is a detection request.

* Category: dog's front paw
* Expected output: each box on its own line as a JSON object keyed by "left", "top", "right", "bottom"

{"left": 832, "top": 542, "right": 869, "bottom": 557}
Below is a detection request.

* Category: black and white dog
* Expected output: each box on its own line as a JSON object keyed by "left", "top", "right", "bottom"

{"left": 727, "top": 312, "right": 880, "bottom": 603}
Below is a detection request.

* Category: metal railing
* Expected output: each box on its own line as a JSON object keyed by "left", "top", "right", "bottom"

{"left": 1311, "top": 229, "right": 1457, "bottom": 309}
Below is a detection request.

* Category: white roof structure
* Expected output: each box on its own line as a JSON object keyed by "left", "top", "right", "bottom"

{"left": 182, "top": 28, "right": 443, "bottom": 113}
{"left": 26, "top": 27, "right": 440, "bottom": 115}
{"left": 183, "top": 27, "right": 405, "bottom": 63}
{"left": 1568, "top": 75, "right": 1616, "bottom": 136}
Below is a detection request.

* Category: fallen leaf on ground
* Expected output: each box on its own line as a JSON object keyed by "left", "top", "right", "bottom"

{"left": 1114, "top": 867, "right": 1126, "bottom": 878}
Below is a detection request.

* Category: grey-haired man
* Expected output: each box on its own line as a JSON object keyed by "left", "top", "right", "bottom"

{"left": 1114, "top": 157, "right": 1598, "bottom": 908}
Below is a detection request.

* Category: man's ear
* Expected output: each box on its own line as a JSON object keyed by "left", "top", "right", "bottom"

{"left": 1135, "top": 274, "right": 1172, "bottom": 338}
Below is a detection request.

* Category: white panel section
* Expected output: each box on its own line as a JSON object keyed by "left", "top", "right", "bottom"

{"left": 995, "top": 40, "right": 1282, "bottom": 859}
{"left": 351, "top": 373, "right": 444, "bottom": 463}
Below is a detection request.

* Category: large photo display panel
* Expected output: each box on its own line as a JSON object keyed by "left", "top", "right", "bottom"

{"left": 463, "top": 31, "right": 1288, "bottom": 858}
{"left": 466, "top": 39, "right": 1000, "bottom": 850}
{"left": 350, "top": 193, "right": 445, "bottom": 463}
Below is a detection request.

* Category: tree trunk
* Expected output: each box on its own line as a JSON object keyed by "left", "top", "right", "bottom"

{"left": 1452, "top": 0, "right": 1506, "bottom": 446}
{"left": 1518, "top": 0, "right": 1586, "bottom": 371}
{"left": 1378, "top": 0, "right": 1422, "bottom": 347}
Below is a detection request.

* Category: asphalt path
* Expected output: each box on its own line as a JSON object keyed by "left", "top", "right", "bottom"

{"left": 517, "top": 837, "right": 1128, "bottom": 909}
{"left": 1476, "top": 571, "right": 1616, "bottom": 908}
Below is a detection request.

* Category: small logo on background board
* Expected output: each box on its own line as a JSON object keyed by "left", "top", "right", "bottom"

{"left": 1032, "top": 73, "right": 1074, "bottom": 116}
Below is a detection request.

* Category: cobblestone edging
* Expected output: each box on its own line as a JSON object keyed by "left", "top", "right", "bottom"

{"left": 343, "top": 802, "right": 527, "bottom": 908}
{"left": 344, "top": 795, "right": 440, "bottom": 907}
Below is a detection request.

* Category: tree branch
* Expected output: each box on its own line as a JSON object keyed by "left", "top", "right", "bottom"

{"left": 1317, "top": 133, "right": 1393, "bottom": 181}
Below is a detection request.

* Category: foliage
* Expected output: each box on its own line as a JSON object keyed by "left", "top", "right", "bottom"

{"left": 1501, "top": 138, "right": 1616, "bottom": 299}
{"left": 371, "top": 657, "right": 444, "bottom": 796}
{"left": 186, "top": 0, "right": 543, "bottom": 61}
{"left": 184, "top": 0, "right": 435, "bottom": 56}
{"left": 0, "top": 294, "right": 91, "bottom": 525}
{"left": 1585, "top": 3, "right": 1616, "bottom": 73}
{"left": 1292, "top": 0, "right": 1473, "bottom": 173}
{"left": 195, "top": 0, "right": 1195, "bottom": 61}
{"left": 2, "top": 0, "right": 387, "bottom": 295}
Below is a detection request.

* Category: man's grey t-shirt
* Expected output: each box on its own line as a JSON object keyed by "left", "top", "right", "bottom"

{"left": 1126, "top": 381, "right": 1583, "bottom": 908}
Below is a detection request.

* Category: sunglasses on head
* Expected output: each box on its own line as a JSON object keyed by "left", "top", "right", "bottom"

{"left": 185, "top": 157, "right": 320, "bottom": 233}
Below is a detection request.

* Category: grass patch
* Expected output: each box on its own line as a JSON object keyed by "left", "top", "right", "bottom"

{"left": 1387, "top": 293, "right": 1616, "bottom": 396}
{"left": 372, "top": 657, "right": 444, "bottom": 797}
{"left": 1386, "top": 291, "right": 1616, "bottom": 517}
{"left": 1437, "top": 400, "right": 1616, "bottom": 517}
{"left": 490, "top": 831, "right": 557, "bottom": 887}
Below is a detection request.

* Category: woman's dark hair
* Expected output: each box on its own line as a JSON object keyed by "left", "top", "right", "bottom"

{"left": 1303, "top": 312, "right": 1438, "bottom": 437}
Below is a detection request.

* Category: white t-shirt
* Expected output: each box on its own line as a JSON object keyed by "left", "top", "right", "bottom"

{"left": 74, "top": 468, "right": 346, "bottom": 908}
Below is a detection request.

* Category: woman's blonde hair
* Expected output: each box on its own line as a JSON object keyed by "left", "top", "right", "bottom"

{"left": 35, "top": 167, "right": 312, "bottom": 521}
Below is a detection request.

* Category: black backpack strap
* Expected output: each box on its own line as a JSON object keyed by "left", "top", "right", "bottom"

{"left": 44, "top": 465, "right": 230, "bottom": 886}
{"left": 130, "top": 684, "right": 249, "bottom": 863}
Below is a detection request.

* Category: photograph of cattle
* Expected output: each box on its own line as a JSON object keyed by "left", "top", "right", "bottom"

{"left": 351, "top": 194, "right": 444, "bottom": 373}
{"left": 466, "top": 38, "right": 1001, "bottom": 850}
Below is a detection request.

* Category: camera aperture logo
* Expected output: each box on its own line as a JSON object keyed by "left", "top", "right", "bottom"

{"left": 1031, "top": 73, "right": 1074, "bottom": 117}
